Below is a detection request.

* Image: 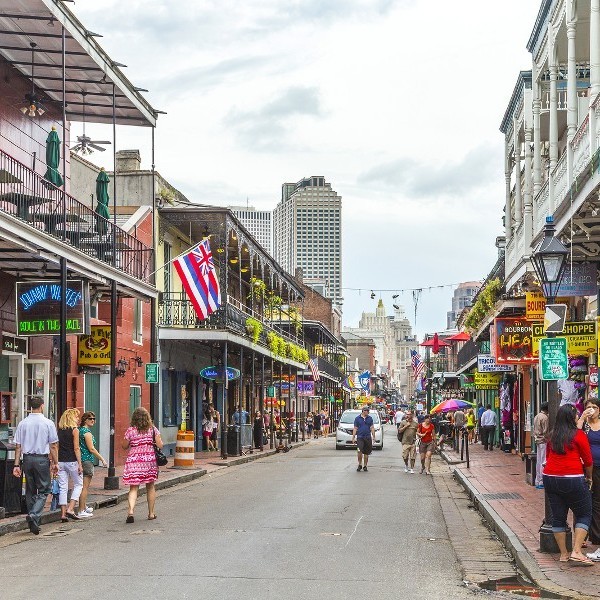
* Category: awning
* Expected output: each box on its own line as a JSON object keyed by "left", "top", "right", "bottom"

{"left": 0, "top": 2, "right": 157, "bottom": 126}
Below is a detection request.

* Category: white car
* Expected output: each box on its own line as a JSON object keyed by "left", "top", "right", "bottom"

{"left": 335, "top": 409, "right": 384, "bottom": 450}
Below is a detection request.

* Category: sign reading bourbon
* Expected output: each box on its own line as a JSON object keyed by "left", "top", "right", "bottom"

{"left": 494, "top": 317, "right": 537, "bottom": 364}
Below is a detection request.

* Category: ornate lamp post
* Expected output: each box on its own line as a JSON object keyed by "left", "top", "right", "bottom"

{"left": 530, "top": 215, "right": 569, "bottom": 553}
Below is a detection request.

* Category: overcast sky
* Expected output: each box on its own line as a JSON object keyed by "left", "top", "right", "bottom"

{"left": 71, "top": 0, "right": 542, "bottom": 339}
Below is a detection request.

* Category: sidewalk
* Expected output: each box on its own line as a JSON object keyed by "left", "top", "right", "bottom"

{"left": 0, "top": 439, "right": 310, "bottom": 536}
{"left": 442, "top": 442, "right": 600, "bottom": 599}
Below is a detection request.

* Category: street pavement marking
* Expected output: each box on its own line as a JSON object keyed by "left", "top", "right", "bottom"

{"left": 345, "top": 515, "right": 363, "bottom": 548}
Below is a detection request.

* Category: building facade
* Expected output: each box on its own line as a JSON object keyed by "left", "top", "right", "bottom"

{"left": 228, "top": 206, "right": 272, "bottom": 254}
{"left": 273, "top": 176, "right": 342, "bottom": 308}
{"left": 447, "top": 281, "right": 481, "bottom": 329}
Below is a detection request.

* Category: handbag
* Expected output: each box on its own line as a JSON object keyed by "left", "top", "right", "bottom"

{"left": 152, "top": 429, "right": 168, "bottom": 467}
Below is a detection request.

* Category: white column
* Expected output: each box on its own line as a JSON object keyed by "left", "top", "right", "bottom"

{"left": 549, "top": 28, "right": 559, "bottom": 214}
{"left": 590, "top": 0, "right": 600, "bottom": 157}
{"left": 566, "top": 3, "right": 578, "bottom": 185}
{"left": 514, "top": 119, "right": 522, "bottom": 226}
{"left": 533, "top": 72, "right": 542, "bottom": 199}
{"left": 505, "top": 143, "right": 512, "bottom": 239}
{"left": 524, "top": 119, "right": 534, "bottom": 250}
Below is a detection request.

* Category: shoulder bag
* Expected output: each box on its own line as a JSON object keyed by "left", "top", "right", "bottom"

{"left": 152, "top": 428, "right": 168, "bottom": 467}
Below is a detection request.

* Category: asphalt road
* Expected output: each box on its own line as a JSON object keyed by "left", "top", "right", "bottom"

{"left": 0, "top": 426, "right": 501, "bottom": 600}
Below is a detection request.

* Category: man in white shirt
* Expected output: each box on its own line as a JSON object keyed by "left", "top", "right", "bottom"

{"left": 480, "top": 404, "right": 498, "bottom": 451}
{"left": 12, "top": 397, "right": 59, "bottom": 534}
{"left": 394, "top": 409, "right": 405, "bottom": 429}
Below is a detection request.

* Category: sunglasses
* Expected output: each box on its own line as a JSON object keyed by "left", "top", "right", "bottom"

{"left": 87, "top": 417, "right": 96, "bottom": 421}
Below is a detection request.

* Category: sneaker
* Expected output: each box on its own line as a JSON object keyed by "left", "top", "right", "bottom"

{"left": 535, "top": 485, "right": 544, "bottom": 490}
{"left": 356, "top": 465, "right": 362, "bottom": 472}
{"left": 81, "top": 506, "right": 94, "bottom": 515}
{"left": 363, "top": 467, "right": 368, "bottom": 472}
{"left": 77, "top": 511, "right": 93, "bottom": 518}
{"left": 586, "top": 549, "right": 600, "bottom": 561}
{"left": 404, "top": 466, "right": 409, "bottom": 473}
{"left": 409, "top": 469, "right": 415, "bottom": 474}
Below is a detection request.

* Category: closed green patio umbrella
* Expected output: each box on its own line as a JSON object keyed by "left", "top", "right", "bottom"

{"left": 43, "top": 126, "right": 63, "bottom": 187}
{"left": 95, "top": 167, "right": 110, "bottom": 236}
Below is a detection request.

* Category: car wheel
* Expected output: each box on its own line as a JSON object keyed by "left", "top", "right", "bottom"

{"left": 336, "top": 445, "right": 342, "bottom": 450}
{"left": 375, "top": 445, "right": 383, "bottom": 451}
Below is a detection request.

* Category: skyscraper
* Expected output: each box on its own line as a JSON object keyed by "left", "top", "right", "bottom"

{"left": 228, "top": 206, "right": 272, "bottom": 253}
{"left": 273, "top": 176, "right": 342, "bottom": 307}
{"left": 447, "top": 281, "right": 481, "bottom": 329}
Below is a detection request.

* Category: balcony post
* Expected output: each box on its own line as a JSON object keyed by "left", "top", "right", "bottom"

{"left": 566, "top": 2, "right": 578, "bottom": 186}
{"left": 590, "top": 0, "right": 600, "bottom": 157}
{"left": 533, "top": 73, "right": 542, "bottom": 201}
{"left": 549, "top": 28, "right": 559, "bottom": 214}
{"left": 524, "top": 112, "right": 534, "bottom": 250}
{"left": 504, "top": 144, "right": 512, "bottom": 238}
{"left": 514, "top": 117, "right": 522, "bottom": 227}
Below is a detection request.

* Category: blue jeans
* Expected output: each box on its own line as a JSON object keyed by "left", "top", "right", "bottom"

{"left": 543, "top": 475, "right": 592, "bottom": 532}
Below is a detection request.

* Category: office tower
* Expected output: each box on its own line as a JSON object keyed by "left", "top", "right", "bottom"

{"left": 228, "top": 206, "right": 272, "bottom": 253}
{"left": 273, "top": 176, "right": 342, "bottom": 307}
{"left": 447, "top": 281, "right": 481, "bottom": 329}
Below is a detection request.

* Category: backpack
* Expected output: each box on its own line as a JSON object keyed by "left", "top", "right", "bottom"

{"left": 397, "top": 426, "right": 404, "bottom": 442}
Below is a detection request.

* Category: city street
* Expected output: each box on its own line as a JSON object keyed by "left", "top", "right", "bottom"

{"left": 0, "top": 430, "right": 508, "bottom": 600}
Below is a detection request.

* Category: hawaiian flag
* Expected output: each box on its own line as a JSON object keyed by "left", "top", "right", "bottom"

{"left": 410, "top": 349, "right": 425, "bottom": 381}
{"left": 173, "top": 239, "right": 221, "bottom": 321}
{"left": 308, "top": 358, "right": 320, "bottom": 381}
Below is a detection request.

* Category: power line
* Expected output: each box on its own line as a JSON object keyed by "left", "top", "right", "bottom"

{"left": 342, "top": 282, "right": 467, "bottom": 293}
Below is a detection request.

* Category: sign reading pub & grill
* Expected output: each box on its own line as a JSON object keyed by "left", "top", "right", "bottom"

{"left": 16, "top": 280, "right": 85, "bottom": 335}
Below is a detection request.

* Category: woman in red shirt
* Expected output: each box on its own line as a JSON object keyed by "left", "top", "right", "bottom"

{"left": 543, "top": 404, "right": 593, "bottom": 565}
{"left": 417, "top": 414, "right": 436, "bottom": 475}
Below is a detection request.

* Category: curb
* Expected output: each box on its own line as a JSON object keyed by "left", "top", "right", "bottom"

{"left": 0, "top": 440, "right": 310, "bottom": 537}
{"left": 453, "top": 467, "right": 597, "bottom": 600}
{"left": 440, "top": 449, "right": 464, "bottom": 465}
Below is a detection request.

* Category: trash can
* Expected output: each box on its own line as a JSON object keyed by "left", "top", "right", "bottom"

{"left": 227, "top": 425, "right": 241, "bottom": 456}
{"left": 0, "top": 441, "right": 23, "bottom": 516}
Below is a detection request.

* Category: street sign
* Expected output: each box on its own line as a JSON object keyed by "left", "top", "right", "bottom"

{"left": 544, "top": 304, "right": 567, "bottom": 334}
{"left": 145, "top": 362, "right": 160, "bottom": 384}
{"left": 539, "top": 337, "right": 569, "bottom": 381}
{"left": 266, "top": 386, "right": 275, "bottom": 398}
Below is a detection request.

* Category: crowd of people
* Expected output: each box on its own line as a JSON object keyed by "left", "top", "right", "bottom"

{"left": 12, "top": 397, "right": 162, "bottom": 534}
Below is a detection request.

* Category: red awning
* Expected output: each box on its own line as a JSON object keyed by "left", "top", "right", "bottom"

{"left": 446, "top": 332, "right": 471, "bottom": 342}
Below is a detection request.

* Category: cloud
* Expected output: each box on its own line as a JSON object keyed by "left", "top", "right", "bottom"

{"left": 358, "top": 144, "right": 502, "bottom": 199}
{"left": 226, "top": 86, "right": 324, "bottom": 151}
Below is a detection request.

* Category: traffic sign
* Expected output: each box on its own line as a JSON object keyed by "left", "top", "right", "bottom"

{"left": 544, "top": 304, "right": 567, "bottom": 334}
{"left": 539, "top": 337, "right": 568, "bottom": 380}
{"left": 145, "top": 362, "right": 160, "bottom": 384}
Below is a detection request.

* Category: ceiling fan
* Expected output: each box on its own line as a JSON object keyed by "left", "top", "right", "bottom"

{"left": 71, "top": 92, "right": 111, "bottom": 154}
{"left": 20, "top": 42, "right": 45, "bottom": 117}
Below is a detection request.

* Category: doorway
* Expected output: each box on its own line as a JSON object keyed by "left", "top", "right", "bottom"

{"left": 84, "top": 374, "right": 100, "bottom": 465}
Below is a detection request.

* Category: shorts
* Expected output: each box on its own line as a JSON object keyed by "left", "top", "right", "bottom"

{"left": 419, "top": 441, "right": 434, "bottom": 454}
{"left": 82, "top": 460, "right": 94, "bottom": 478}
{"left": 356, "top": 437, "right": 373, "bottom": 455}
{"left": 402, "top": 443, "right": 416, "bottom": 461}
{"left": 202, "top": 430, "right": 212, "bottom": 438}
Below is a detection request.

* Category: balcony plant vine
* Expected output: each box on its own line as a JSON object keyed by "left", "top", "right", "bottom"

{"left": 245, "top": 317, "right": 263, "bottom": 343}
{"left": 464, "top": 278, "right": 502, "bottom": 332}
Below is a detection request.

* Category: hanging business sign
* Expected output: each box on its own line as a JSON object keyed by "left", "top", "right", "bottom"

{"left": 477, "top": 355, "right": 514, "bottom": 373}
{"left": 532, "top": 320, "right": 596, "bottom": 357}
{"left": 494, "top": 318, "right": 537, "bottom": 364}
{"left": 77, "top": 325, "right": 111, "bottom": 365}
{"left": 525, "top": 292, "right": 546, "bottom": 321}
{"left": 16, "top": 280, "right": 87, "bottom": 335}
{"left": 297, "top": 380, "right": 315, "bottom": 396}
{"left": 2, "top": 334, "right": 27, "bottom": 355}
{"left": 474, "top": 371, "right": 502, "bottom": 390}
{"left": 539, "top": 337, "right": 569, "bottom": 380}
{"left": 459, "top": 374, "right": 475, "bottom": 389}
{"left": 556, "top": 262, "right": 597, "bottom": 297}
{"left": 199, "top": 366, "right": 240, "bottom": 382}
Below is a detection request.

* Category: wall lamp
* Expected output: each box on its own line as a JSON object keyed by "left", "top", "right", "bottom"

{"left": 116, "top": 358, "right": 128, "bottom": 377}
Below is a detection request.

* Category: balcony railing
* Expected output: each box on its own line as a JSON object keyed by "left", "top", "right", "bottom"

{"left": 0, "top": 149, "right": 152, "bottom": 280}
{"left": 158, "top": 292, "right": 304, "bottom": 348}
{"left": 457, "top": 340, "right": 479, "bottom": 370}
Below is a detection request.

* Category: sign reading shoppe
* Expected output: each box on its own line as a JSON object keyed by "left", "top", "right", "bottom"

{"left": 494, "top": 318, "right": 537, "bottom": 364}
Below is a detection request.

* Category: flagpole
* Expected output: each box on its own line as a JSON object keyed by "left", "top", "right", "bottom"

{"left": 147, "top": 238, "right": 208, "bottom": 278}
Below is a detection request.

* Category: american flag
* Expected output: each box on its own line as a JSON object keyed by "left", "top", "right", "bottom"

{"left": 173, "top": 239, "right": 222, "bottom": 321}
{"left": 410, "top": 349, "right": 425, "bottom": 381}
{"left": 308, "top": 358, "right": 320, "bottom": 381}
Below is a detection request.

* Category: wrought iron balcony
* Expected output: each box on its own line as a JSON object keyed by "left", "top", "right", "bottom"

{"left": 457, "top": 340, "right": 481, "bottom": 370}
{"left": 0, "top": 148, "right": 152, "bottom": 280}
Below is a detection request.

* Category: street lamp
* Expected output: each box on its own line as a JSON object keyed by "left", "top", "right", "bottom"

{"left": 530, "top": 215, "right": 569, "bottom": 553}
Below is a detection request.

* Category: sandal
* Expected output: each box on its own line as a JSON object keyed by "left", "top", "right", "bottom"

{"left": 569, "top": 555, "right": 594, "bottom": 566}
{"left": 148, "top": 514, "right": 157, "bottom": 520}
{"left": 126, "top": 515, "right": 134, "bottom": 524}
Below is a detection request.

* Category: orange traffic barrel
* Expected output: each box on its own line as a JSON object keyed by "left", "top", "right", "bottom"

{"left": 174, "top": 430, "right": 195, "bottom": 467}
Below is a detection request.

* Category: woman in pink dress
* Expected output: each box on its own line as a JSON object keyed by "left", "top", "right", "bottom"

{"left": 121, "top": 407, "right": 163, "bottom": 523}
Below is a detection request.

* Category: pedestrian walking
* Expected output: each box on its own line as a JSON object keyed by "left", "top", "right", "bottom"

{"left": 394, "top": 408, "right": 405, "bottom": 429}
{"left": 453, "top": 408, "right": 466, "bottom": 446}
{"left": 417, "top": 414, "right": 436, "bottom": 475}
{"left": 12, "top": 396, "right": 59, "bottom": 535}
{"left": 351, "top": 406, "right": 375, "bottom": 472}
{"left": 543, "top": 404, "right": 593, "bottom": 565}
{"left": 322, "top": 409, "right": 330, "bottom": 437}
{"left": 476, "top": 404, "right": 485, "bottom": 443}
{"left": 122, "top": 407, "right": 163, "bottom": 523}
{"left": 480, "top": 404, "right": 498, "bottom": 450}
{"left": 398, "top": 410, "right": 418, "bottom": 473}
{"left": 253, "top": 410, "right": 263, "bottom": 449}
{"left": 78, "top": 411, "right": 107, "bottom": 517}
{"left": 210, "top": 404, "right": 220, "bottom": 451}
{"left": 313, "top": 410, "right": 322, "bottom": 439}
{"left": 466, "top": 408, "right": 476, "bottom": 444}
{"left": 202, "top": 411, "right": 215, "bottom": 451}
{"left": 533, "top": 402, "right": 549, "bottom": 489}
{"left": 306, "top": 411, "right": 314, "bottom": 438}
{"left": 57, "top": 408, "right": 84, "bottom": 522}
{"left": 577, "top": 399, "right": 600, "bottom": 561}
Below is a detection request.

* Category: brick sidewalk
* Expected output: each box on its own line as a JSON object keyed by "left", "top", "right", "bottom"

{"left": 445, "top": 442, "right": 600, "bottom": 599}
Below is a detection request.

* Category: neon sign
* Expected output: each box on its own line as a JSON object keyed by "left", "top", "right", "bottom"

{"left": 199, "top": 366, "right": 240, "bottom": 381}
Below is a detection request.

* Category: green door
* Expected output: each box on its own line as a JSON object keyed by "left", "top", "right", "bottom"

{"left": 129, "top": 385, "right": 141, "bottom": 416}
{"left": 84, "top": 374, "right": 101, "bottom": 464}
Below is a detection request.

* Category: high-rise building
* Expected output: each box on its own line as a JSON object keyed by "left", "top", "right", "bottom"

{"left": 273, "top": 176, "right": 342, "bottom": 307}
{"left": 447, "top": 281, "right": 481, "bottom": 329}
{"left": 228, "top": 206, "right": 272, "bottom": 253}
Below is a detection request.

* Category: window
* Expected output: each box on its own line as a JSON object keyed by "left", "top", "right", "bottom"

{"left": 129, "top": 385, "right": 141, "bottom": 415}
{"left": 133, "top": 299, "right": 143, "bottom": 344}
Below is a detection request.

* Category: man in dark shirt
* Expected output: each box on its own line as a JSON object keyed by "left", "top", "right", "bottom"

{"left": 351, "top": 406, "right": 375, "bottom": 472}
{"left": 313, "top": 411, "right": 322, "bottom": 439}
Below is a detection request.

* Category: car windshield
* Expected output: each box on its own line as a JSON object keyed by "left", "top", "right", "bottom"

{"left": 339, "top": 411, "right": 380, "bottom": 424}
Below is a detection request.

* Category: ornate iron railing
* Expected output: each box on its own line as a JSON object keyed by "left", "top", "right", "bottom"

{"left": 0, "top": 148, "right": 152, "bottom": 280}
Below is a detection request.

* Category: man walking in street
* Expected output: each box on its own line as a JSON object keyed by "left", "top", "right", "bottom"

{"left": 453, "top": 408, "right": 466, "bottom": 447}
{"left": 398, "top": 410, "right": 418, "bottom": 473}
{"left": 351, "top": 406, "right": 375, "bottom": 472}
{"left": 533, "top": 402, "right": 549, "bottom": 489}
{"left": 417, "top": 414, "right": 436, "bottom": 475}
{"left": 480, "top": 404, "right": 498, "bottom": 451}
{"left": 394, "top": 408, "right": 405, "bottom": 430}
{"left": 12, "top": 396, "right": 59, "bottom": 535}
